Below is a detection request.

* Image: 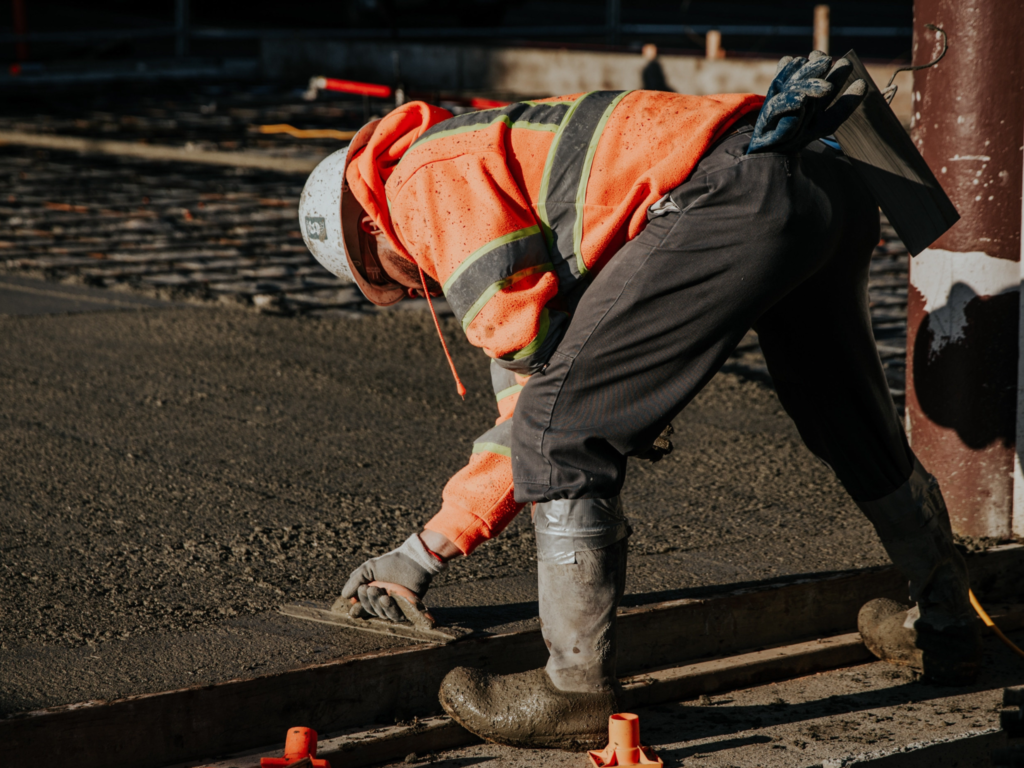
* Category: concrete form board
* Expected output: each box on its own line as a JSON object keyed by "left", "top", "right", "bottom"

{"left": 260, "top": 40, "right": 913, "bottom": 123}
{"left": 907, "top": 0, "right": 1024, "bottom": 538}
{"left": 193, "top": 628, "right": 1023, "bottom": 768}
{"left": 4, "top": 546, "right": 1021, "bottom": 768}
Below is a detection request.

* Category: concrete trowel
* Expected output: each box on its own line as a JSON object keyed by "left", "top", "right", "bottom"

{"left": 280, "top": 581, "right": 472, "bottom": 645}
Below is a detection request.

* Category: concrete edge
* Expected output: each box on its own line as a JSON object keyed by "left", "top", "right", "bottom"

{"left": 5, "top": 546, "right": 1022, "bottom": 768}
{"left": 191, "top": 622, "right": 1021, "bottom": 768}
{"left": 190, "top": 633, "right": 870, "bottom": 768}
{"left": 819, "top": 728, "right": 1006, "bottom": 767}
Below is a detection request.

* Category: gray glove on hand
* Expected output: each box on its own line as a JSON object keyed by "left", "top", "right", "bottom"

{"left": 340, "top": 533, "right": 447, "bottom": 622}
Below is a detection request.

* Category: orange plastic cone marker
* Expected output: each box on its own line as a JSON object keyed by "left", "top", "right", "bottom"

{"left": 588, "top": 713, "right": 663, "bottom": 768}
{"left": 260, "top": 726, "right": 332, "bottom": 768}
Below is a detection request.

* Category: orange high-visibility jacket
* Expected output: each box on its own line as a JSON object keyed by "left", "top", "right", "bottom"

{"left": 346, "top": 90, "right": 763, "bottom": 555}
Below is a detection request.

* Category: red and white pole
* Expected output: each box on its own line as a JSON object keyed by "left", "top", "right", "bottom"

{"left": 907, "top": 0, "right": 1024, "bottom": 539}
{"left": 1015, "top": 116, "right": 1024, "bottom": 539}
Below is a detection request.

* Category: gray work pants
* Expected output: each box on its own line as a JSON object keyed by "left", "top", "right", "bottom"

{"left": 512, "top": 129, "right": 913, "bottom": 504}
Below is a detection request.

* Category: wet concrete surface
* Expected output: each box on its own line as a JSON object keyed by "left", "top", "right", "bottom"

{"left": 0, "top": 294, "right": 903, "bottom": 714}
{"left": 381, "top": 631, "right": 1024, "bottom": 768}
{"left": 0, "top": 274, "right": 172, "bottom": 315}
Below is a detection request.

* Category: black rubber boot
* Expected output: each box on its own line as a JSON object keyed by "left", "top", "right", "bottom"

{"left": 438, "top": 666, "right": 617, "bottom": 751}
{"left": 439, "top": 538, "right": 628, "bottom": 751}
{"left": 858, "top": 598, "right": 982, "bottom": 685}
{"left": 856, "top": 458, "right": 982, "bottom": 685}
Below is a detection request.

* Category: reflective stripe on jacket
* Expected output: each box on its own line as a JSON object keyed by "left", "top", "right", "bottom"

{"left": 346, "top": 89, "right": 763, "bottom": 554}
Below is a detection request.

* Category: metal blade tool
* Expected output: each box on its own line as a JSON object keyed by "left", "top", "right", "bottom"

{"left": 280, "top": 581, "right": 472, "bottom": 645}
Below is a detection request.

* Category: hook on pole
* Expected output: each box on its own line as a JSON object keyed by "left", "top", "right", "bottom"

{"left": 883, "top": 24, "right": 948, "bottom": 104}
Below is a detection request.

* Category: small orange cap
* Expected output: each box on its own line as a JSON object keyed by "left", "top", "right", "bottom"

{"left": 261, "top": 726, "right": 331, "bottom": 768}
{"left": 588, "top": 714, "right": 663, "bottom": 768}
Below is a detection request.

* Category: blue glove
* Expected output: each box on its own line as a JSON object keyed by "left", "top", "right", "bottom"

{"left": 747, "top": 51, "right": 867, "bottom": 155}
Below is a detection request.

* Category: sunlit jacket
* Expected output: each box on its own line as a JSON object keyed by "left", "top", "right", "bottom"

{"left": 346, "top": 89, "right": 763, "bottom": 554}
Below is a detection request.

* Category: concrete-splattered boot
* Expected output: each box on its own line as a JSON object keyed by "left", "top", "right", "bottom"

{"left": 856, "top": 459, "right": 982, "bottom": 685}
{"left": 440, "top": 498, "right": 629, "bottom": 751}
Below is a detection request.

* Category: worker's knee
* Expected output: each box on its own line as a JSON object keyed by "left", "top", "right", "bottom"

{"left": 533, "top": 496, "right": 631, "bottom": 565}
{"left": 511, "top": 355, "right": 630, "bottom": 503}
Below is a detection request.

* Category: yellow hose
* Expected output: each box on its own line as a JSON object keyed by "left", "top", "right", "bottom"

{"left": 970, "top": 589, "right": 1024, "bottom": 659}
{"left": 257, "top": 124, "right": 357, "bottom": 141}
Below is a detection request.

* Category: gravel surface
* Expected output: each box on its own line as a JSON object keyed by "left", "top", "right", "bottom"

{"left": 0, "top": 301, "right": 903, "bottom": 713}
{"left": 0, "top": 126, "right": 945, "bottom": 715}
{"left": 0, "top": 119, "right": 908, "bottom": 406}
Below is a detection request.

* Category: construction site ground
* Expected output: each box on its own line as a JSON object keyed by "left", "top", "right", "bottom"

{"left": 2, "top": 88, "right": 1017, "bottom": 765}
{"left": 378, "top": 631, "right": 1024, "bottom": 768}
{"left": 1, "top": 279, "right": 902, "bottom": 713}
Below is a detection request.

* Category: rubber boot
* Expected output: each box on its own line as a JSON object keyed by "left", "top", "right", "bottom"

{"left": 439, "top": 538, "right": 627, "bottom": 751}
{"left": 856, "top": 458, "right": 982, "bottom": 685}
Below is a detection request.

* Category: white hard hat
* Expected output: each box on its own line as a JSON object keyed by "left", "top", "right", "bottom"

{"left": 298, "top": 119, "right": 406, "bottom": 307}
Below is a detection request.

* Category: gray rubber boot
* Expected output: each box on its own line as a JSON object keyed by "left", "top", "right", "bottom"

{"left": 541, "top": 537, "right": 627, "bottom": 693}
{"left": 439, "top": 537, "right": 627, "bottom": 751}
{"left": 856, "top": 458, "right": 982, "bottom": 685}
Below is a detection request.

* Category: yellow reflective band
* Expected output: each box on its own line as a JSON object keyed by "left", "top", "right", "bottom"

{"left": 510, "top": 307, "right": 550, "bottom": 360}
{"left": 572, "top": 90, "right": 630, "bottom": 276}
{"left": 537, "top": 93, "right": 592, "bottom": 250}
{"left": 443, "top": 225, "right": 541, "bottom": 294}
{"left": 472, "top": 442, "right": 512, "bottom": 457}
{"left": 461, "top": 263, "right": 554, "bottom": 332}
{"left": 415, "top": 113, "right": 561, "bottom": 149}
{"left": 513, "top": 121, "right": 559, "bottom": 132}
{"left": 495, "top": 383, "right": 524, "bottom": 402}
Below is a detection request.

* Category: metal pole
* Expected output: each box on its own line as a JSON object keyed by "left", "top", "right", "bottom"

{"left": 606, "top": 0, "right": 621, "bottom": 46}
{"left": 705, "top": 29, "right": 722, "bottom": 60}
{"left": 813, "top": 5, "right": 830, "bottom": 54}
{"left": 392, "top": 49, "right": 404, "bottom": 107}
{"left": 175, "top": 0, "right": 189, "bottom": 57}
{"left": 1015, "top": 115, "right": 1024, "bottom": 540}
{"left": 907, "top": 0, "right": 1024, "bottom": 538}
{"left": 12, "top": 0, "right": 28, "bottom": 61}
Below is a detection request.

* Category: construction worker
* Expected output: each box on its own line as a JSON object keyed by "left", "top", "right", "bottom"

{"left": 298, "top": 52, "right": 981, "bottom": 750}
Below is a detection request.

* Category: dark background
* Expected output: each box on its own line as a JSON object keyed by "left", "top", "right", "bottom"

{"left": 2, "top": 1, "right": 914, "bottom": 64}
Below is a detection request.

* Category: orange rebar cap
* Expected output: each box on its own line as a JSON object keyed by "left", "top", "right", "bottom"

{"left": 260, "top": 726, "right": 331, "bottom": 768}
{"left": 588, "top": 713, "right": 663, "bottom": 768}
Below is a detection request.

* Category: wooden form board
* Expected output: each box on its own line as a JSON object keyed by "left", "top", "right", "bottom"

{"left": 3, "top": 544, "right": 1021, "bottom": 768}
{"left": 196, "top": 606, "right": 1024, "bottom": 768}
{"left": 193, "top": 634, "right": 875, "bottom": 768}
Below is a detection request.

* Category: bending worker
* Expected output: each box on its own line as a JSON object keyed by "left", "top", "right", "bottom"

{"left": 298, "top": 52, "right": 981, "bottom": 751}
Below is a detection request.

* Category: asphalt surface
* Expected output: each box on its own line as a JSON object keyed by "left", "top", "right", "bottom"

{"left": 0, "top": 278, "right": 902, "bottom": 715}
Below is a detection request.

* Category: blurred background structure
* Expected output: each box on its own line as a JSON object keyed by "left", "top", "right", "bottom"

{"left": 0, "top": 1, "right": 919, "bottom": 142}
{"left": 3, "top": 1, "right": 913, "bottom": 64}
{"left": 1, "top": 0, "right": 1018, "bottom": 541}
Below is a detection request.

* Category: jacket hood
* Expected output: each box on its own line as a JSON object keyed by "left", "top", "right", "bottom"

{"left": 344, "top": 101, "right": 453, "bottom": 262}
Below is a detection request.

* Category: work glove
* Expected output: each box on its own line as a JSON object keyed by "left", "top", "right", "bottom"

{"left": 635, "top": 422, "right": 674, "bottom": 463}
{"left": 747, "top": 50, "right": 867, "bottom": 155}
{"left": 340, "top": 533, "right": 447, "bottom": 622}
